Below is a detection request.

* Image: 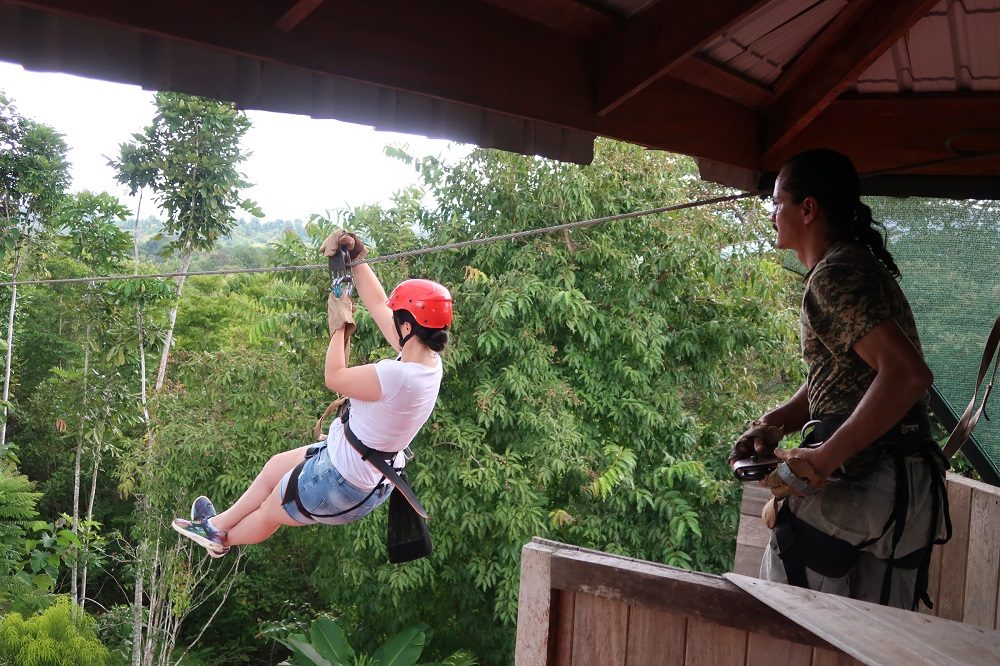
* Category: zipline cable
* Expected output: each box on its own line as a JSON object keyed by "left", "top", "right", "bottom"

{"left": 0, "top": 191, "right": 757, "bottom": 288}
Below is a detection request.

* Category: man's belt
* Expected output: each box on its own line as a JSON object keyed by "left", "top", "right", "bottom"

{"left": 802, "top": 405, "right": 934, "bottom": 457}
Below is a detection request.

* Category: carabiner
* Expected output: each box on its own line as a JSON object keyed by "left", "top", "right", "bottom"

{"left": 328, "top": 246, "right": 353, "bottom": 298}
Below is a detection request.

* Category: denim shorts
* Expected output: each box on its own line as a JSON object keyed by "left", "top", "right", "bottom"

{"left": 279, "top": 444, "right": 392, "bottom": 526}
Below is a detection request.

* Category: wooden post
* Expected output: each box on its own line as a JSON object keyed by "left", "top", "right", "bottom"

{"left": 515, "top": 539, "right": 559, "bottom": 666}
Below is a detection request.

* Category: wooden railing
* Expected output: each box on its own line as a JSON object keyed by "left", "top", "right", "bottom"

{"left": 734, "top": 472, "right": 1000, "bottom": 629}
{"left": 514, "top": 538, "right": 859, "bottom": 666}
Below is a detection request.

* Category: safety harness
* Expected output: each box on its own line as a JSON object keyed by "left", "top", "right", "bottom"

{"left": 772, "top": 313, "right": 1000, "bottom": 608}
{"left": 281, "top": 399, "right": 428, "bottom": 519}
{"left": 281, "top": 398, "right": 432, "bottom": 562}
{"left": 772, "top": 406, "right": 952, "bottom": 609}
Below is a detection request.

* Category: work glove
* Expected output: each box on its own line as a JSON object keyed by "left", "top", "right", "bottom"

{"left": 728, "top": 419, "right": 784, "bottom": 465}
{"left": 328, "top": 291, "right": 357, "bottom": 340}
{"left": 763, "top": 451, "right": 825, "bottom": 500}
{"left": 320, "top": 229, "right": 368, "bottom": 262}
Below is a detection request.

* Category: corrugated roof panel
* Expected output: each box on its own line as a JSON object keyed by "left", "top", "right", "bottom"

{"left": 854, "top": 0, "right": 1000, "bottom": 94}
{"left": 700, "top": 0, "right": 846, "bottom": 85}
{"left": 854, "top": 48, "right": 902, "bottom": 94}
{"left": 908, "top": 8, "right": 958, "bottom": 92}
{"left": 964, "top": 0, "right": 1000, "bottom": 89}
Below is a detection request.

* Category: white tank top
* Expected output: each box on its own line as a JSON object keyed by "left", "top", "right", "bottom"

{"left": 327, "top": 356, "right": 443, "bottom": 488}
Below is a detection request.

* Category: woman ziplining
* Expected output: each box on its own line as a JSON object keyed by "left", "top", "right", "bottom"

{"left": 171, "top": 229, "right": 452, "bottom": 558}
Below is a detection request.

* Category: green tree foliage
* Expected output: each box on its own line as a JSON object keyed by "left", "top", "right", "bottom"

{"left": 277, "top": 616, "right": 475, "bottom": 666}
{"left": 0, "top": 596, "right": 111, "bottom": 665}
{"left": 0, "top": 443, "right": 45, "bottom": 613}
{"left": 111, "top": 92, "right": 261, "bottom": 256}
{"left": 149, "top": 141, "right": 800, "bottom": 663}
{"left": 0, "top": 92, "right": 71, "bottom": 446}
{"left": 0, "top": 93, "right": 70, "bottom": 260}
{"left": 110, "top": 91, "right": 262, "bottom": 392}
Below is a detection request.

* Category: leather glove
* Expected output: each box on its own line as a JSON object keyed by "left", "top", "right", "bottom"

{"left": 728, "top": 419, "right": 784, "bottom": 464}
{"left": 763, "top": 451, "right": 825, "bottom": 499}
{"left": 320, "top": 229, "right": 368, "bottom": 262}
{"left": 327, "top": 291, "right": 357, "bottom": 338}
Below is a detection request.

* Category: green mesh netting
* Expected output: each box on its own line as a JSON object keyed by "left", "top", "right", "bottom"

{"left": 783, "top": 197, "right": 1000, "bottom": 482}
{"left": 874, "top": 197, "right": 1000, "bottom": 481}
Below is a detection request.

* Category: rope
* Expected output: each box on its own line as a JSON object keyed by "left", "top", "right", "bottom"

{"left": 0, "top": 192, "right": 756, "bottom": 288}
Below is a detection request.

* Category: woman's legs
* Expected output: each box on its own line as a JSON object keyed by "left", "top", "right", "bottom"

{"left": 223, "top": 483, "right": 302, "bottom": 546}
{"left": 211, "top": 444, "right": 313, "bottom": 534}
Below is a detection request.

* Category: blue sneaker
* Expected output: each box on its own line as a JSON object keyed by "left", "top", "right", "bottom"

{"left": 171, "top": 517, "right": 228, "bottom": 557}
{"left": 191, "top": 496, "right": 217, "bottom": 522}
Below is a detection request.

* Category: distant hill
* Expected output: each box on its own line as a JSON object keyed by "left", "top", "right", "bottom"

{"left": 117, "top": 216, "right": 310, "bottom": 270}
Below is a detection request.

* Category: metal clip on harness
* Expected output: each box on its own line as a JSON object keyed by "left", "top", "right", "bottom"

{"left": 328, "top": 245, "right": 353, "bottom": 298}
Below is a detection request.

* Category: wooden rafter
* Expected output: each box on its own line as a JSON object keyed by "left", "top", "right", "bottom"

{"left": 594, "top": 0, "right": 770, "bottom": 116}
{"left": 669, "top": 55, "right": 775, "bottom": 111}
{"left": 273, "top": 0, "right": 327, "bottom": 33}
{"left": 764, "top": 0, "right": 941, "bottom": 159}
{"left": 478, "top": 0, "right": 621, "bottom": 41}
{"left": 776, "top": 94, "right": 1000, "bottom": 175}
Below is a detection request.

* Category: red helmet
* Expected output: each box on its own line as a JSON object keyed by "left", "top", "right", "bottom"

{"left": 387, "top": 279, "right": 453, "bottom": 328}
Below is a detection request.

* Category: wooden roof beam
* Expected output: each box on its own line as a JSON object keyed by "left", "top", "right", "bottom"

{"left": 272, "top": 0, "right": 327, "bottom": 33}
{"left": 594, "top": 0, "right": 770, "bottom": 116}
{"left": 763, "top": 0, "right": 941, "bottom": 160}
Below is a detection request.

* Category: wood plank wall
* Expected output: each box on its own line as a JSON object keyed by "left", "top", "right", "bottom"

{"left": 734, "top": 473, "right": 1000, "bottom": 629}
{"left": 515, "top": 539, "right": 860, "bottom": 666}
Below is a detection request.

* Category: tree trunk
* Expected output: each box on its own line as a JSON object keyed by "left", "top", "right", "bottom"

{"left": 1, "top": 245, "right": 24, "bottom": 448}
{"left": 154, "top": 249, "right": 193, "bottom": 391}
{"left": 1, "top": 281, "right": 18, "bottom": 448}
{"left": 80, "top": 447, "right": 100, "bottom": 611}
{"left": 132, "top": 538, "right": 145, "bottom": 666}
{"left": 72, "top": 322, "right": 91, "bottom": 611}
{"left": 81, "top": 398, "right": 109, "bottom": 613}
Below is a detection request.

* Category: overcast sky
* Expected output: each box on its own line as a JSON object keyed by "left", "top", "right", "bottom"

{"left": 0, "top": 60, "right": 468, "bottom": 221}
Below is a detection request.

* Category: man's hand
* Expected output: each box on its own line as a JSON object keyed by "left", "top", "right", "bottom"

{"left": 328, "top": 292, "right": 356, "bottom": 338}
{"left": 320, "top": 229, "right": 368, "bottom": 262}
{"left": 728, "top": 419, "right": 784, "bottom": 465}
{"left": 764, "top": 447, "right": 827, "bottom": 498}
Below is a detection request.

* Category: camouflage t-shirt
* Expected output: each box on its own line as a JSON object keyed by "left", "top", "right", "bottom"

{"left": 800, "top": 241, "right": 927, "bottom": 420}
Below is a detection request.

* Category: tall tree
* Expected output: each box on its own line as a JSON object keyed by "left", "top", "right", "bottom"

{"left": 111, "top": 91, "right": 261, "bottom": 391}
{"left": 0, "top": 93, "right": 70, "bottom": 447}
{"left": 56, "top": 191, "right": 134, "bottom": 612}
{"left": 111, "top": 92, "right": 259, "bottom": 666}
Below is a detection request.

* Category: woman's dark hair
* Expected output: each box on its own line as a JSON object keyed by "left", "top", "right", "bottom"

{"left": 393, "top": 309, "right": 450, "bottom": 352}
{"left": 782, "top": 148, "right": 900, "bottom": 277}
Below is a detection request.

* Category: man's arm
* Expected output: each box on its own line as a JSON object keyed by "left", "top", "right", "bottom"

{"left": 795, "top": 318, "right": 933, "bottom": 478}
{"left": 760, "top": 382, "right": 811, "bottom": 439}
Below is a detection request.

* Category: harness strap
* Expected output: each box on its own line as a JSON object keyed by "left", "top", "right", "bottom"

{"left": 942, "top": 312, "right": 1000, "bottom": 459}
{"left": 774, "top": 502, "right": 810, "bottom": 588}
{"left": 280, "top": 444, "right": 384, "bottom": 520}
{"left": 774, "top": 438, "right": 950, "bottom": 609}
{"left": 341, "top": 408, "right": 429, "bottom": 519}
{"left": 878, "top": 453, "right": 910, "bottom": 605}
